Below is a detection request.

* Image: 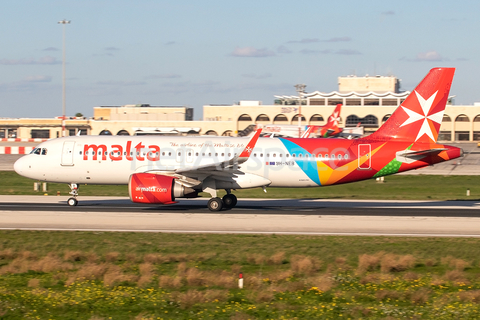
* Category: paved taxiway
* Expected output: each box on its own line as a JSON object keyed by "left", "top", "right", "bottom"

{"left": 1, "top": 196, "right": 480, "bottom": 237}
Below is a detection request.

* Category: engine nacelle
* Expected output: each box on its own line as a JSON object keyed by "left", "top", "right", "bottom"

{"left": 128, "top": 173, "right": 197, "bottom": 204}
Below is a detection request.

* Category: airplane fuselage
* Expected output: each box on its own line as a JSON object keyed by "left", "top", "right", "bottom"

{"left": 14, "top": 135, "right": 461, "bottom": 189}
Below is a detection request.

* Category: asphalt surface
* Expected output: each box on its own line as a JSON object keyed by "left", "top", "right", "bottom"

{"left": 1, "top": 196, "right": 480, "bottom": 236}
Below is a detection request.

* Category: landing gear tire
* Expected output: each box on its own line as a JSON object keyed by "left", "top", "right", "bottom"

{"left": 67, "top": 197, "right": 78, "bottom": 207}
{"left": 207, "top": 197, "right": 223, "bottom": 211}
{"left": 222, "top": 194, "right": 237, "bottom": 208}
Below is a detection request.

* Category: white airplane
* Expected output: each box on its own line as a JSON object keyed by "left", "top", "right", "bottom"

{"left": 14, "top": 68, "right": 463, "bottom": 211}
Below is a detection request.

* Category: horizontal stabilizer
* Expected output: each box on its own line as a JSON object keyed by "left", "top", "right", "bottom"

{"left": 396, "top": 148, "right": 447, "bottom": 164}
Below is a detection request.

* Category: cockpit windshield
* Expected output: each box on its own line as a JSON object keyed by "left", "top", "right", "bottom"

{"left": 31, "top": 148, "right": 47, "bottom": 155}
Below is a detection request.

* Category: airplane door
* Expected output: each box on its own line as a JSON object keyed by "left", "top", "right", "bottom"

{"left": 358, "top": 144, "right": 371, "bottom": 170}
{"left": 61, "top": 141, "right": 75, "bottom": 166}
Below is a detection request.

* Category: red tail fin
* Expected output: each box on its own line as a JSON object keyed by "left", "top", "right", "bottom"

{"left": 369, "top": 68, "right": 455, "bottom": 143}
{"left": 326, "top": 103, "right": 342, "bottom": 128}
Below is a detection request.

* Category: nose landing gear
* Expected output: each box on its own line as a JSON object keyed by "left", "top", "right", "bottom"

{"left": 67, "top": 183, "right": 79, "bottom": 206}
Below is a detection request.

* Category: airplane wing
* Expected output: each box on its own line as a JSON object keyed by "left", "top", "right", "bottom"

{"left": 144, "top": 129, "right": 263, "bottom": 185}
{"left": 174, "top": 128, "right": 262, "bottom": 174}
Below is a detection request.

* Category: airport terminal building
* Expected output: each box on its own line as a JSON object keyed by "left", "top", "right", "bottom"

{"left": 1, "top": 74, "right": 479, "bottom": 141}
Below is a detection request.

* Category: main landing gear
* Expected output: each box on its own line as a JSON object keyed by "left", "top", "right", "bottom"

{"left": 67, "top": 183, "right": 79, "bottom": 206}
{"left": 207, "top": 191, "right": 238, "bottom": 212}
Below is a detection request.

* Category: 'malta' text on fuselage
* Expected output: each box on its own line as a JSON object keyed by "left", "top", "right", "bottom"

{"left": 83, "top": 141, "right": 160, "bottom": 161}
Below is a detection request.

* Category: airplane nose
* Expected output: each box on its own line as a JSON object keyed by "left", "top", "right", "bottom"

{"left": 14, "top": 156, "right": 26, "bottom": 176}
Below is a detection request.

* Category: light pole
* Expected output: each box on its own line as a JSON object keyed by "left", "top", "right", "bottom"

{"left": 294, "top": 84, "right": 306, "bottom": 137}
{"left": 58, "top": 19, "right": 70, "bottom": 137}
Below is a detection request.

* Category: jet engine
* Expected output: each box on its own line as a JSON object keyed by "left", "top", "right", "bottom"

{"left": 128, "top": 173, "right": 197, "bottom": 204}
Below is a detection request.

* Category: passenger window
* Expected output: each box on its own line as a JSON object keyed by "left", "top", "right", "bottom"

{"left": 345, "top": 154, "right": 349, "bottom": 160}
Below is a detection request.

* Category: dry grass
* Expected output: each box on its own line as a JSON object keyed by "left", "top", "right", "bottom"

{"left": 424, "top": 258, "right": 437, "bottom": 267}
{"left": 19, "top": 250, "right": 37, "bottom": 260}
{"left": 103, "top": 264, "right": 137, "bottom": 287}
{"left": 444, "top": 270, "right": 468, "bottom": 284}
{"left": 458, "top": 290, "right": 480, "bottom": 303}
{"left": 64, "top": 250, "right": 86, "bottom": 262}
{"left": 76, "top": 263, "right": 109, "bottom": 279}
{"left": 143, "top": 253, "right": 163, "bottom": 264}
{"left": 247, "top": 254, "right": 266, "bottom": 265}
{"left": 204, "top": 270, "right": 235, "bottom": 288}
{"left": 380, "top": 254, "right": 415, "bottom": 273}
{"left": 0, "top": 248, "right": 16, "bottom": 260}
{"left": 255, "top": 291, "right": 275, "bottom": 303}
{"left": 403, "top": 271, "right": 420, "bottom": 281}
{"left": 376, "top": 289, "right": 400, "bottom": 301}
{"left": 27, "top": 278, "right": 41, "bottom": 288}
{"left": 230, "top": 264, "right": 242, "bottom": 274}
{"left": 0, "top": 254, "right": 70, "bottom": 275}
{"left": 359, "top": 273, "right": 395, "bottom": 285}
{"left": 104, "top": 252, "right": 120, "bottom": 263}
{"left": 268, "top": 252, "right": 286, "bottom": 265}
{"left": 269, "top": 270, "right": 293, "bottom": 283}
{"left": 312, "top": 274, "right": 336, "bottom": 292}
{"left": 172, "top": 289, "right": 206, "bottom": 309}
{"left": 409, "top": 288, "right": 431, "bottom": 305}
{"left": 441, "top": 256, "right": 471, "bottom": 271}
{"left": 32, "top": 255, "right": 74, "bottom": 273}
{"left": 158, "top": 275, "right": 183, "bottom": 289}
{"left": 356, "top": 252, "right": 384, "bottom": 274}
{"left": 290, "top": 255, "right": 321, "bottom": 275}
{"left": 185, "top": 267, "right": 204, "bottom": 286}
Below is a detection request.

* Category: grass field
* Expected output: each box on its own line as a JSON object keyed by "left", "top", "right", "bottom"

{"left": 2, "top": 172, "right": 480, "bottom": 318}
{"left": 2, "top": 231, "right": 480, "bottom": 319}
{"left": 1, "top": 171, "right": 480, "bottom": 200}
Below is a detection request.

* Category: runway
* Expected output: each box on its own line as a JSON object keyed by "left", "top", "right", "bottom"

{"left": 1, "top": 196, "right": 480, "bottom": 237}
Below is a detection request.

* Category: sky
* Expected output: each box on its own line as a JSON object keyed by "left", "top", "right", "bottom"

{"left": 1, "top": 0, "right": 480, "bottom": 119}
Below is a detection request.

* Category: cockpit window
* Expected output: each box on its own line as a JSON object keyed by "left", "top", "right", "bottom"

{"left": 33, "top": 148, "right": 41, "bottom": 155}
{"left": 41, "top": 148, "right": 47, "bottom": 155}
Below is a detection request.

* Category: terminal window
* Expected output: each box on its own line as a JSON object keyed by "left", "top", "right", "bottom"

{"left": 31, "top": 129, "right": 50, "bottom": 139}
